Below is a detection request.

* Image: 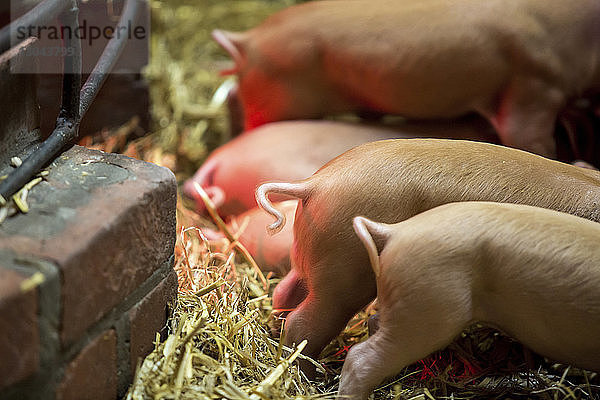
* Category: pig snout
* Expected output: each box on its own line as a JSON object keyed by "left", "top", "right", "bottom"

{"left": 198, "top": 226, "right": 225, "bottom": 242}
{"left": 338, "top": 204, "right": 600, "bottom": 399}
{"left": 183, "top": 156, "right": 227, "bottom": 214}
{"left": 183, "top": 181, "right": 226, "bottom": 214}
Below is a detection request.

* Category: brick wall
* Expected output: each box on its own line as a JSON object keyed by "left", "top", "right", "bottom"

{"left": 0, "top": 146, "right": 178, "bottom": 399}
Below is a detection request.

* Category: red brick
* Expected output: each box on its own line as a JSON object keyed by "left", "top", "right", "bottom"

{"left": 0, "top": 146, "right": 177, "bottom": 345}
{"left": 0, "top": 266, "right": 39, "bottom": 389}
{"left": 56, "top": 330, "right": 117, "bottom": 400}
{"left": 129, "top": 269, "right": 178, "bottom": 369}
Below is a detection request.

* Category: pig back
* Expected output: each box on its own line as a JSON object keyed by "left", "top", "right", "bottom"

{"left": 292, "top": 139, "right": 600, "bottom": 277}
{"left": 211, "top": 121, "right": 402, "bottom": 212}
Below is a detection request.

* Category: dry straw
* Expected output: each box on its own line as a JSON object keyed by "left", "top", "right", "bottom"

{"left": 126, "top": 196, "right": 333, "bottom": 399}
{"left": 0, "top": 1, "right": 594, "bottom": 397}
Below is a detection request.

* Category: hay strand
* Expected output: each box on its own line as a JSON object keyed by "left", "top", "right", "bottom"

{"left": 193, "top": 181, "right": 268, "bottom": 289}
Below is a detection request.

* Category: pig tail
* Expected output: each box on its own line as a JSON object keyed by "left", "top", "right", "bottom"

{"left": 255, "top": 182, "right": 307, "bottom": 234}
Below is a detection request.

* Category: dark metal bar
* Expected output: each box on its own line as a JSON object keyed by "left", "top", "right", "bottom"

{"left": 0, "top": 0, "right": 142, "bottom": 202}
{"left": 0, "top": 0, "right": 72, "bottom": 53}
{"left": 0, "top": 0, "right": 81, "bottom": 203}
{"left": 80, "top": 0, "right": 142, "bottom": 116}
{"left": 59, "top": 2, "right": 82, "bottom": 122}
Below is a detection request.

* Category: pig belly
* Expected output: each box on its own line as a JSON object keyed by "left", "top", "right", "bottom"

{"left": 478, "top": 284, "right": 600, "bottom": 372}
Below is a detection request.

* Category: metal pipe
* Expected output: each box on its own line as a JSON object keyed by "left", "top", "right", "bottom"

{"left": 0, "top": 0, "right": 81, "bottom": 203}
{"left": 0, "top": 0, "right": 142, "bottom": 202}
{"left": 80, "top": 0, "right": 142, "bottom": 116}
{"left": 0, "top": 0, "right": 72, "bottom": 54}
{"left": 59, "top": 2, "right": 82, "bottom": 122}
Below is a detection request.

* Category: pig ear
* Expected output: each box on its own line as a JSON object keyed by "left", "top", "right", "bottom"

{"left": 353, "top": 216, "right": 391, "bottom": 278}
{"left": 212, "top": 29, "right": 247, "bottom": 75}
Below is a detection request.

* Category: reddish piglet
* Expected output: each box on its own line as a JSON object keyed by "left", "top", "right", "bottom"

{"left": 214, "top": 0, "right": 600, "bottom": 157}
{"left": 183, "top": 118, "right": 495, "bottom": 216}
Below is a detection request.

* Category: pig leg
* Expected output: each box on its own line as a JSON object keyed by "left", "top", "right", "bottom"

{"left": 283, "top": 269, "right": 377, "bottom": 376}
{"left": 338, "top": 305, "right": 472, "bottom": 400}
{"left": 284, "top": 293, "right": 363, "bottom": 378}
{"left": 271, "top": 270, "right": 308, "bottom": 335}
{"left": 488, "top": 77, "right": 565, "bottom": 158}
{"left": 272, "top": 269, "right": 308, "bottom": 313}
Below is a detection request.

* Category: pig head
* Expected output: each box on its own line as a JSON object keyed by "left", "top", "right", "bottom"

{"left": 255, "top": 139, "right": 600, "bottom": 372}
{"left": 214, "top": 0, "right": 600, "bottom": 157}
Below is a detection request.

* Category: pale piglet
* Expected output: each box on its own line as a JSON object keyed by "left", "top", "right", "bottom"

{"left": 340, "top": 203, "right": 600, "bottom": 399}
{"left": 255, "top": 139, "right": 600, "bottom": 371}
{"left": 214, "top": 0, "right": 600, "bottom": 157}
{"left": 183, "top": 118, "right": 495, "bottom": 216}
{"left": 203, "top": 200, "right": 297, "bottom": 276}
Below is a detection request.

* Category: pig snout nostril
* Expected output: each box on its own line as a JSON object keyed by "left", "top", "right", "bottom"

{"left": 204, "top": 186, "right": 226, "bottom": 208}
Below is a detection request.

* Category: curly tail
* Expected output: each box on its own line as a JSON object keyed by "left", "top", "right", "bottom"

{"left": 255, "top": 182, "right": 308, "bottom": 234}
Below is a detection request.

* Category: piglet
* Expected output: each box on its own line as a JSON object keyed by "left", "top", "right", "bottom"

{"left": 255, "top": 139, "right": 600, "bottom": 371}
{"left": 340, "top": 202, "right": 600, "bottom": 399}
{"left": 214, "top": 0, "right": 600, "bottom": 157}
{"left": 183, "top": 118, "right": 495, "bottom": 216}
{"left": 203, "top": 200, "right": 297, "bottom": 276}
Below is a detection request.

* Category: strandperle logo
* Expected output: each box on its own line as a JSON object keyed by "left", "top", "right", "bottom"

{"left": 16, "top": 19, "right": 147, "bottom": 47}
{"left": 9, "top": 0, "right": 149, "bottom": 74}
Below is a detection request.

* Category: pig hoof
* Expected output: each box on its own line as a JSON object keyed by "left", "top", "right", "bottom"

{"left": 269, "top": 313, "right": 285, "bottom": 338}
{"left": 572, "top": 160, "right": 599, "bottom": 170}
{"left": 367, "top": 314, "right": 380, "bottom": 335}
